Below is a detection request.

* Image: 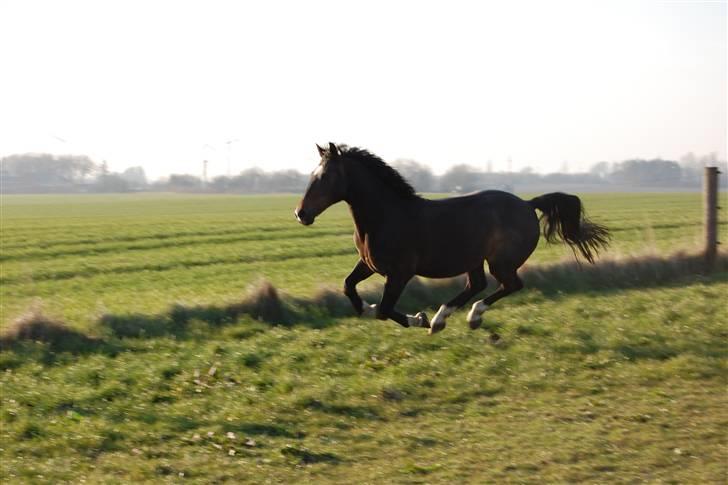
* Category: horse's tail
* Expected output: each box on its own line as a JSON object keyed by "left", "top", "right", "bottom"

{"left": 528, "top": 192, "right": 610, "bottom": 264}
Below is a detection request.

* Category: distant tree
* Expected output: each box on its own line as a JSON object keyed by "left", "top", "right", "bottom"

{"left": 120, "top": 167, "right": 147, "bottom": 188}
{"left": 609, "top": 159, "right": 682, "bottom": 186}
{"left": 0, "top": 153, "right": 97, "bottom": 192}
{"left": 0, "top": 153, "right": 96, "bottom": 185}
{"left": 678, "top": 152, "right": 727, "bottom": 186}
{"left": 267, "top": 169, "right": 307, "bottom": 192}
{"left": 95, "top": 173, "right": 130, "bottom": 192}
{"left": 440, "top": 164, "right": 480, "bottom": 193}
{"left": 391, "top": 159, "right": 435, "bottom": 192}
{"left": 589, "top": 161, "right": 611, "bottom": 178}
{"left": 120, "top": 166, "right": 147, "bottom": 188}
{"left": 167, "top": 174, "right": 203, "bottom": 191}
{"left": 230, "top": 168, "right": 266, "bottom": 192}
{"left": 679, "top": 152, "right": 702, "bottom": 185}
{"left": 210, "top": 175, "right": 231, "bottom": 192}
{"left": 542, "top": 172, "right": 602, "bottom": 185}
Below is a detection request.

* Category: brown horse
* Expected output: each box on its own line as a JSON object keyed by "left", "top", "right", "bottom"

{"left": 295, "top": 143, "right": 609, "bottom": 334}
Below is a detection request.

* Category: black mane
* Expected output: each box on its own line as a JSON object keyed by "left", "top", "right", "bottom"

{"left": 339, "top": 145, "right": 419, "bottom": 199}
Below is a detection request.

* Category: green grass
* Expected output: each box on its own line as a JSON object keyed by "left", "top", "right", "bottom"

{"left": 1, "top": 193, "right": 727, "bottom": 483}
{"left": 2, "top": 193, "right": 725, "bottom": 330}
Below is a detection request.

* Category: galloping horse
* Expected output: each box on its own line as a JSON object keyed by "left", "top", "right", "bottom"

{"left": 295, "top": 143, "right": 609, "bottom": 334}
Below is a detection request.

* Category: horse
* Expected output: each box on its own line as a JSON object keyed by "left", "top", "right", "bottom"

{"left": 295, "top": 143, "right": 609, "bottom": 334}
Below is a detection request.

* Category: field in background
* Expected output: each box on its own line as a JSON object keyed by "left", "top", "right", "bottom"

{"left": 1, "top": 193, "right": 727, "bottom": 483}
{"left": 2, "top": 192, "right": 725, "bottom": 330}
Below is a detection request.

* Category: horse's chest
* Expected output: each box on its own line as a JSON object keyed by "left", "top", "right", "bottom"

{"left": 354, "top": 231, "right": 403, "bottom": 275}
{"left": 354, "top": 239, "right": 376, "bottom": 274}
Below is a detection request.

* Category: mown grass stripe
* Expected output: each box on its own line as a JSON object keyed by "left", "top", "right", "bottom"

{"left": 0, "top": 224, "right": 319, "bottom": 251}
{"left": 3, "top": 211, "right": 721, "bottom": 248}
{"left": 0, "top": 228, "right": 354, "bottom": 262}
{"left": 1, "top": 246, "right": 358, "bottom": 285}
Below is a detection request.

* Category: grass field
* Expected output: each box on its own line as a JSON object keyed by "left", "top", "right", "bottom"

{"left": 1, "top": 193, "right": 725, "bottom": 331}
{"left": 1, "top": 192, "right": 727, "bottom": 483}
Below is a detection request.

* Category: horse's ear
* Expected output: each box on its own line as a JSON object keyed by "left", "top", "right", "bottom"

{"left": 328, "top": 142, "right": 339, "bottom": 158}
{"left": 316, "top": 144, "right": 326, "bottom": 157}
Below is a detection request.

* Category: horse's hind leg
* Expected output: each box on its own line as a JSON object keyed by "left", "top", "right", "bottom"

{"left": 429, "top": 266, "right": 487, "bottom": 335}
{"left": 466, "top": 265, "right": 523, "bottom": 330}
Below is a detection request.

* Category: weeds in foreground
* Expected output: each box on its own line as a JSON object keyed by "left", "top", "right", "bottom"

{"left": 2, "top": 250, "right": 726, "bottom": 349}
{"left": 0, "top": 306, "right": 100, "bottom": 352}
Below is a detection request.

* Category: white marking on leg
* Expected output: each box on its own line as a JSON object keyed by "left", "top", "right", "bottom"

{"left": 431, "top": 304, "right": 455, "bottom": 327}
{"left": 467, "top": 300, "right": 489, "bottom": 328}
{"left": 361, "top": 301, "right": 377, "bottom": 318}
{"left": 407, "top": 311, "right": 428, "bottom": 328}
{"left": 428, "top": 304, "right": 453, "bottom": 334}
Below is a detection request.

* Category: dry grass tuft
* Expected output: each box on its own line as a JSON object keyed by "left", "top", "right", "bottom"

{"left": 20, "top": 250, "right": 724, "bottom": 344}
{"left": 522, "top": 250, "right": 728, "bottom": 293}
{"left": 0, "top": 308, "right": 98, "bottom": 351}
{"left": 293, "top": 251, "right": 727, "bottom": 320}
{"left": 230, "top": 279, "right": 288, "bottom": 324}
{"left": 310, "top": 286, "right": 352, "bottom": 316}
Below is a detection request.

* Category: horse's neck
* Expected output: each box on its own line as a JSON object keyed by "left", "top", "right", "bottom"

{"left": 345, "top": 179, "right": 408, "bottom": 236}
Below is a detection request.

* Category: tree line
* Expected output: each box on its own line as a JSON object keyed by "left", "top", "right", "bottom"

{"left": 1, "top": 152, "right": 724, "bottom": 194}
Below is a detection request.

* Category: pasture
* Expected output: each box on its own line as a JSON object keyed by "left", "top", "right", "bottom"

{"left": 1, "top": 193, "right": 727, "bottom": 483}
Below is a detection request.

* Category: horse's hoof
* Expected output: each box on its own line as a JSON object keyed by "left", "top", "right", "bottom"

{"left": 416, "top": 311, "right": 430, "bottom": 329}
{"left": 428, "top": 320, "right": 446, "bottom": 335}
{"left": 361, "top": 303, "right": 377, "bottom": 318}
{"left": 466, "top": 302, "right": 488, "bottom": 329}
{"left": 407, "top": 312, "right": 429, "bottom": 328}
{"left": 489, "top": 333, "right": 501, "bottom": 344}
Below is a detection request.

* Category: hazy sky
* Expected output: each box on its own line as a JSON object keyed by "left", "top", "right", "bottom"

{"left": 1, "top": 0, "right": 726, "bottom": 179}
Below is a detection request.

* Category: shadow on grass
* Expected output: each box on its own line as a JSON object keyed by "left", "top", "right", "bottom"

{"left": 226, "top": 422, "right": 305, "bottom": 439}
{"left": 296, "top": 397, "right": 382, "bottom": 420}
{"left": 2, "top": 251, "right": 725, "bottom": 356}
{"left": 281, "top": 445, "right": 341, "bottom": 465}
{"left": 99, "top": 280, "right": 294, "bottom": 339}
{"left": 0, "top": 310, "right": 120, "bottom": 364}
{"left": 94, "top": 277, "right": 471, "bottom": 341}
{"left": 521, "top": 250, "right": 728, "bottom": 296}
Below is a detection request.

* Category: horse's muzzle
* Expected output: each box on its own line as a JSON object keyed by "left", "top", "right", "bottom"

{"left": 294, "top": 208, "right": 314, "bottom": 226}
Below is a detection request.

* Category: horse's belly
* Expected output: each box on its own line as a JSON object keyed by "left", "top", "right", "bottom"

{"left": 416, "top": 267, "right": 473, "bottom": 279}
{"left": 415, "top": 252, "right": 484, "bottom": 278}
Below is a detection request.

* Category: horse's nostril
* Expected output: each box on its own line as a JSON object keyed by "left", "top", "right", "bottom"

{"left": 296, "top": 209, "right": 307, "bottom": 221}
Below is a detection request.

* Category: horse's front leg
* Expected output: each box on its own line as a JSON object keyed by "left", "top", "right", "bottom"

{"left": 376, "top": 274, "right": 429, "bottom": 329}
{"left": 344, "top": 259, "right": 375, "bottom": 316}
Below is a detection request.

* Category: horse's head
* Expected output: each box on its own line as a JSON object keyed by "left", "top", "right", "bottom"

{"left": 295, "top": 142, "right": 348, "bottom": 225}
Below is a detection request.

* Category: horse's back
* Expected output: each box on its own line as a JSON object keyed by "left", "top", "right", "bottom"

{"left": 417, "top": 190, "right": 539, "bottom": 274}
{"left": 424, "top": 190, "right": 536, "bottom": 228}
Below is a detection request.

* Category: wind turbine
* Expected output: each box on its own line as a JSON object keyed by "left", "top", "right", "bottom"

{"left": 225, "top": 139, "right": 239, "bottom": 177}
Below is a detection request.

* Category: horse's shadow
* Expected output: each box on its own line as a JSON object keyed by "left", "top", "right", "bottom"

{"left": 3, "top": 251, "right": 724, "bottom": 357}
{"left": 100, "top": 250, "right": 726, "bottom": 340}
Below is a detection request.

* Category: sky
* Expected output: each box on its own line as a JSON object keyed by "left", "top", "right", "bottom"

{"left": 0, "top": 0, "right": 726, "bottom": 179}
